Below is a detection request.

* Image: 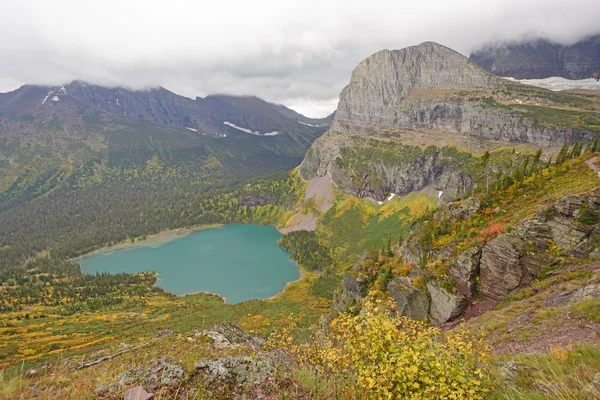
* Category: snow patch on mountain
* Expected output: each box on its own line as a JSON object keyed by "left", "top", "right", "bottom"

{"left": 223, "top": 121, "right": 259, "bottom": 135}
{"left": 298, "top": 121, "right": 321, "bottom": 127}
{"left": 504, "top": 77, "right": 600, "bottom": 91}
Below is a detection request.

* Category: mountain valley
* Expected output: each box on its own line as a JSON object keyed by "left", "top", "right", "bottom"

{"left": 2, "top": 40, "right": 600, "bottom": 400}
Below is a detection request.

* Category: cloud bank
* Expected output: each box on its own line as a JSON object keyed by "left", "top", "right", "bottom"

{"left": 1, "top": 0, "right": 599, "bottom": 117}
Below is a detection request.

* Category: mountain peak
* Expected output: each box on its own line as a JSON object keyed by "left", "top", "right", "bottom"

{"left": 332, "top": 42, "right": 505, "bottom": 133}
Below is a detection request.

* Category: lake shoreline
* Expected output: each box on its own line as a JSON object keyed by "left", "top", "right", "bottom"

{"left": 76, "top": 223, "right": 303, "bottom": 304}
{"left": 71, "top": 224, "right": 224, "bottom": 261}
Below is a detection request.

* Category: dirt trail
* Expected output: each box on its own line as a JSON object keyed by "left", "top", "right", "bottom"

{"left": 279, "top": 176, "right": 333, "bottom": 234}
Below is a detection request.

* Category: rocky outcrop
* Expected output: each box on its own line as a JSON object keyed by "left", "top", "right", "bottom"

{"left": 387, "top": 277, "right": 430, "bottom": 320}
{"left": 203, "top": 321, "right": 265, "bottom": 350}
{"left": 333, "top": 273, "right": 369, "bottom": 313}
{"left": 96, "top": 358, "right": 185, "bottom": 395}
{"left": 448, "top": 247, "right": 481, "bottom": 299}
{"left": 427, "top": 282, "right": 467, "bottom": 325}
{"left": 195, "top": 349, "right": 295, "bottom": 386}
{"left": 570, "top": 284, "right": 600, "bottom": 304}
{"left": 470, "top": 35, "right": 600, "bottom": 80}
{"left": 300, "top": 41, "right": 594, "bottom": 202}
{"left": 479, "top": 219, "right": 554, "bottom": 301}
{"left": 479, "top": 191, "right": 600, "bottom": 301}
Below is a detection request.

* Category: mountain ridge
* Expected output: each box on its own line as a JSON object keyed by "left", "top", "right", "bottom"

{"left": 470, "top": 34, "right": 600, "bottom": 80}
{"left": 0, "top": 81, "right": 334, "bottom": 138}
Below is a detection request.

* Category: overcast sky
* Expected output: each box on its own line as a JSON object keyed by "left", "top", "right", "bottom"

{"left": 1, "top": 0, "right": 599, "bottom": 117}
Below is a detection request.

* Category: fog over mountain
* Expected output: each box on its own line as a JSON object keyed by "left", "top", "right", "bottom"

{"left": 1, "top": 0, "right": 599, "bottom": 117}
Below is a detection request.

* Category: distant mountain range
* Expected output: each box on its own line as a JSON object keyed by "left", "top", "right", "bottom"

{"left": 0, "top": 81, "right": 333, "bottom": 210}
{"left": 470, "top": 35, "right": 600, "bottom": 80}
{"left": 0, "top": 81, "right": 333, "bottom": 138}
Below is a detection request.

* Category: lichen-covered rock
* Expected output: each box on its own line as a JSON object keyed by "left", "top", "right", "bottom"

{"left": 117, "top": 368, "right": 144, "bottom": 387}
{"left": 93, "top": 383, "right": 118, "bottom": 396}
{"left": 427, "top": 282, "right": 467, "bottom": 325}
{"left": 498, "top": 361, "right": 531, "bottom": 387}
{"left": 142, "top": 358, "right": 184, "bottom": 391}
{"left": 570, "top": 284, "right": 600, "bottom": 304}
{"left": 195, "top": 349, "right": 295, "bottom": 386}
{"left": 114, "top": 359, "right": 184, "bottom": 392}
{"left": 449, "top": 246, "right": 481, "bottom": 299}
{"left": 333, "top": 273, "right": 369, "bottom": 313}
{"left": 203, "top": 321, "right": 265, "bottom": 350}
{"left": 387, "top": 277, "right": 429, "bottom": 320}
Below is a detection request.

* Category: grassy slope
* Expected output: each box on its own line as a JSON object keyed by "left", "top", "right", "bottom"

{"left": 2, "top": 155, "right": 600, "bottom": 398}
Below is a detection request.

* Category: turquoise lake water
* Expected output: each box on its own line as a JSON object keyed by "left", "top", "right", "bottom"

{"left": 77, "top": 224, "right": 299, "bottom": 304}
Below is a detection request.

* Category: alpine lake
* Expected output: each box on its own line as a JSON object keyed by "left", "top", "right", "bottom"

{"left": 77, "top": 224, "right": 300, "bottom": 304}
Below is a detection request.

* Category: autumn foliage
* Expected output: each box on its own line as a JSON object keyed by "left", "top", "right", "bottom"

{"left": 270, "top": 299, "right": 492, "bottom": 399}
{"left": 479, "top": 222, "right": 505, "bottom": 242}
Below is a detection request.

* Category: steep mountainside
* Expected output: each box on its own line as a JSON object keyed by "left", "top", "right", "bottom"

{"left": 0, "top": 83, "right": 331, "bottom": 267}
{"left": 470, "top": 35, "right": 600, "bottom": 80}
{"left": 300, "top": 41, "right": 600, "bottom": 202}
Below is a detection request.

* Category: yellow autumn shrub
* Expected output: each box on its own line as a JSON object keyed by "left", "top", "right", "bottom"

{"left": 271, "top": 299, "right": 491, "bottom": 399}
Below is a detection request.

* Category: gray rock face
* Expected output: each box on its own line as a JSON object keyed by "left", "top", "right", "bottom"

{"left": 142, "top": 359, "right": 185, "bottom": 391}
{"left": 299, "top": 41, "right": 592, "bottom": 202}
{"left": 332, "top": 42, "right": 504, "bottom": 133}
{"left": 195, "top": 349, "right": 295, "bottom": 386}
{"left": 203, "top": 321, "right": 265, "bottom": 350}
{"left": 387, "top": 277, "right": 430, "bottom": 320}
{"left": 480, "top": 220, "right": 553, "bottom": 301}
{"left": 470, "top": 35, "right": 600, "bottom": 80}
{"left": 427, "top": 282, "right": 467, "bottom": 325}
{"left": 449, "top": 247, "right": 481, "bottom": 299}
{"left": 333, "top": 273, "right": 369, "bottom": 313}
{"left": 570, "top": 284, "right": 600, "bottom": 304}
{"left": 115, "top": 359, "right": 184, "bottom": 391}
{"left": 479, "top": 191, "right": 600, "bottom": 301}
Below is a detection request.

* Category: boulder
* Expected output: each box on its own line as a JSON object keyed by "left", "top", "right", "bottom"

{"left": 449, "top": 246, "right": 481, "bottom": 298}
{"left": 123, "top": 386, "right": 154, "bottom": 400}
{"left": 195, "top": 349, "right": 295, "bottom": 386}
{"left": 438, "top": 197, "right": 481, "bottom": 221}
{"left": 115, "top": 359, "right": 184, "bottom": 391}
{"left": 570, "top": 284, "right": 600, "bottom": 305}
{"left": 203, "top": 321, "right": 265, "bottom": 350}
{"left": 387, "top": 277, "right": 429, "bottom": 320}
{"left": 142, "top": 358, "right": 184, "bottom": 391}
{"left": 427, "top": 282, "right": 467, "bottom": 325}
{"left": 333, "top": 273, "right": 369, "bottom": 313}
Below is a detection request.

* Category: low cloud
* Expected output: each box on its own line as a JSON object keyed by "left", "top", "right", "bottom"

{"left": 1, "top": 0, "right": 598, "bottom": 117}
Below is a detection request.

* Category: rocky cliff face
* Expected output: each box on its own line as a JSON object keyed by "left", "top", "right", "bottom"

{"left": 300, "top": 41, "right": 597, "bottom": 202}
{"left": 331, "top": 42, "right": 505, "bottom": 133}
